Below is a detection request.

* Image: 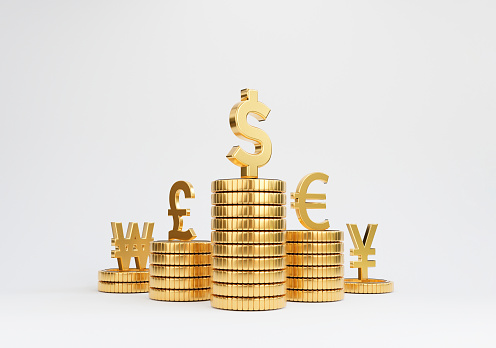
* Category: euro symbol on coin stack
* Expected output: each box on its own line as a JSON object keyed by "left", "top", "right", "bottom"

{"left": 98, "top": 222, "right": 154, "bottom": 293}
{"left": 287, "top": 173, "right": 345, "bottom": 302}
{"left": 149, "top": 181, "right": 212, "bottom": 301}
{"left": 344, "top": 224, "right": 394, "bottom": 294}
{"left": 211, "top": 89, "right": 287, "bottom": 311}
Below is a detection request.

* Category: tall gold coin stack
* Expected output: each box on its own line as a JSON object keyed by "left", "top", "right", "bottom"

{"left": 148, "top": 240, "right": 212, "bottom": 301}
{"left": 210, "top": 179, "right": 287, "bottom": 311}
{"left": 286, "top": 230, "right": 345, "bottom": 302}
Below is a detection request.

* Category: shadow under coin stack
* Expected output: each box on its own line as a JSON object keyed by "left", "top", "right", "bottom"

{"left": 286, "top": 230, "right": 345, "bottom": 302}
{"left": 211, "top": 179, "right": 287, "bottom": 311}
{"left": 148, "top": 240, "right": 212, "bottom": 301}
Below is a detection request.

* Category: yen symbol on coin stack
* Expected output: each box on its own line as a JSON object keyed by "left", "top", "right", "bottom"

{"left": 98, "top": 222, "right": 154, "bottom": 293}
{"left": 210, "top": 89, "right": 287, "bottom": 311}
{"left": 287, "top": 172, "right": 345, "bottom": 302}
{"left": 148, "top": 181, "right": 212, "bottom": 302}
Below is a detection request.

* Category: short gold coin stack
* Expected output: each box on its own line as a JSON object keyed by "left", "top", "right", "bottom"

{"left": 286, "top": 230, "right": 345, "bottom": 302}
{"left": 211, "top": 179, "right": 287, "bottom": 311}
{"left": 98, "top": 268, "right": 149, "bottom": 293}
{"left": 148, "top": 240, "right": 212, "bottom": 301}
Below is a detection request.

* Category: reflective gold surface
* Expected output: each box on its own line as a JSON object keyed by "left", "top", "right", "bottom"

{"left": 211, "top": 231, "right": 285, "bottom": 244}
{"left": 212, "top": 178, "right": 285, "bottom": 193}
{"left": 344, "top": 278, "right": 394, "bottom": 294}
{"left": 286, "top": 265, "right": 344, "bottom": 278}
{"left": 211, "top": 192, "right": 286, "bottom": 205}
{"left": 286, "top": 289, "right": 344, "bottom": 302}
{"left": 291, "top": 172, "right": 330, "bottom": 230}
{"left": 168, "top": 181, "right": 196, "bottom": 241}
{"left": 98, "top": 268, "right": 149, "bottom": 283}
{"left": 149, "top": 288, "right": 211, "bottom": 301}
{"left": 286, "top": 242, "right": 343, "bottom": 254}
{"left": 347, "top": 223, "right": 376, "bottom": 280}
{"left": 286, "top": 254, "right": 344, "bottom": 266}
{"left": 212, "top": 282, "right": 285, "bottom": 297}
{"left": 212, "top": 257, "right": 285, "bottom": 270}
{"left": 212, "top": 270, "right": 286, "bottom": 284}
{"left": 111, "top": 222, "right": 154, "bottom": 270}
{"left": 226, "top": 89, "right": 272, "bottom": 178}
{"left": 286, "top": 230, "right": 343, "bottom": 243}
{"left": 149, "top": 264, "right": 212, "bottom": 278}
{"left": 149, "top": 276, "right": 211, "bottom": 289}
{"left": 98, "top": 281, "right": 149, "bottom": 293}
{"left": 287, "top": 277, "right": 344, "bottom": 290}
{"left": 210, "top": 295, "right": 286, "bottom": 311}
{"left": 212, "top": 244, "right": 285, "bottom": 257}
{"left": 151, "top": 240, "right": 211, "bottom": 254}
{"left": 211, "top": 205, "right": 286, "bottom": 218}
{"left": 212, "top": 218, "right": 286, "bottom": 231}
{"left": 149, "top": 253, "right": 212, "bottom": 266}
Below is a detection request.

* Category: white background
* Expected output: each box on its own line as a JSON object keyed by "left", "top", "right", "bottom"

{"left": 0, "top": 1, "right": 494, "bottom": 347}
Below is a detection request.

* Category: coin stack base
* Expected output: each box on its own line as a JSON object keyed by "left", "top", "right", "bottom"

{"left": 344, "top": 278, "right": 394, "bottom": 294}
{"left": 286, "top": 230, "right": 344, "bottom": 302}
{"left": 98, "top": 268, "right": 149, "bottom": 293}
{"left": 211, "top": 179, "right": 287, "bottom": 311}
{"left": 149, "top": 240, "right": 212, "bottom": 301}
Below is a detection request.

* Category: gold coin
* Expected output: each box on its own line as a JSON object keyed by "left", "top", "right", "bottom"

{"left": 344, "top": 278, "right": 394, "bottom": 294}
{"left": 287, "top": 277, "right": 344, "bottom": 290}
{"left": 286, "top": 242, "right": 343, "bottom": 254}
{"left": 212, "top": 218, "right": 286, "bottom": 231}
{"left": 98, "top": 281, "right": 148, "bottom": 293}
{"left": 149, "top": 253, "right": 212, "bottom": 266}
{"left": 149, "top": 288, "right": 210, "bottom": 301}
{"left": 286, "top": 230, "right": 344, "bottom": 243}
{"left": 287, "top": 289, "right": 344, "bottom": 302}
{"left": 149, "top": 265, "right": 212, "bottom": 278}
{"left": 149, "top": 276, "right": 211, "bottom": 289}
{"left": 213, "top": 257, "right": 285, "bottom": 271}
{"left": 211, "top": 179, "right": 286, "bottom": 193}
{"left": 287, "top": 254, "right": 344, "bottom": 266}
{"left": 98, "top": 268, "right": 149, "bottom": 283}
{"left": 212, "top": 244, "right": 285, "bottom": 257}
{"left": 211, "top": 192, "right": 286, "bottom": 205}
{"left": 150, "top": 240, "right": 212, "bottom": 254}
{"left": 212, "top": 282, "right": 286, "bottom": 297}
{"left": 210, "top": 295, "right": 286, "bottom": 311}
{"left": 211, "top": 231, "right": 285, "bottom": 244}
{"left": 287, "top": 265, "right": 344, "bottom": 278}
{"left": 211, "top": 205, "right": 286, "bottom": 218}
{"left": 213, "top": 270, "right": 286, "bottom": 284}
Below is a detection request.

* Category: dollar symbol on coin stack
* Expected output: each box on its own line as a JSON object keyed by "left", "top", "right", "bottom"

{"left": 226, "top": 89, "right": 272, "bottom": 178}
{"left": 98, "top": 222, "right": 154, "bottom": 293}
{"left": 287, "top": 173, "right": 345, "bottom": 302}
{"left": 148, "top": 181, "right": 212, "bottom": 302}
{"left": 211, "top": 89, "right": 287, "bottom": 311}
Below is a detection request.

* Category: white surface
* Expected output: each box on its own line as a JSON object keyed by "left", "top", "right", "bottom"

{"left": 0, "top": 1, "right": 495, "bottom": 346}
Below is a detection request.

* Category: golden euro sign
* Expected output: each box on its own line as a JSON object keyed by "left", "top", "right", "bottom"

{"left": 226, "top": 89, "right": 272, "bottom": 178}
{"left": 291, "top": 172, "right": 330, "bottom": 230}
{"left": 168, "top": 181, "right": 196, "bottom": 241}
{"left": 347, "top": 224, "right": 377, "bottom": 280}
{"left": 111, "top": 222, "right": 154, "bottom": 271}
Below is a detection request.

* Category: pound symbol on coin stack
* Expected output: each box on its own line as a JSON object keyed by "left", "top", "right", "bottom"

{"left": 168, "top": 181, "right": 196, "bottom": 241}
{"left": 227, "top": 89, "right": 272, "bottom": 178}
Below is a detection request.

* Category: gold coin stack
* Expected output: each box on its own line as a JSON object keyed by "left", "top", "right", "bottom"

{"left": 286, "top": 230, "right": 345, "bottom": 302}
{"left": 148, "top": 240, "right": 212, "bottom": 301}
{"left": 211, "top": 179, "right": 287, "bottom": 311}
{"left": 98, "top": 268, "right": 149, "bottom": 293}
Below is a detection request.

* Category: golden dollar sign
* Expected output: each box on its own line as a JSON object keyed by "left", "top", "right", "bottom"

{"left": 291, "top": 172, "right": 330, "bottom": 230}
{"left": 226, "top": 89, "right": 272, "bottom": 178}
{"left": 168, "top": 181, "right": 196, "bottom": 241}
